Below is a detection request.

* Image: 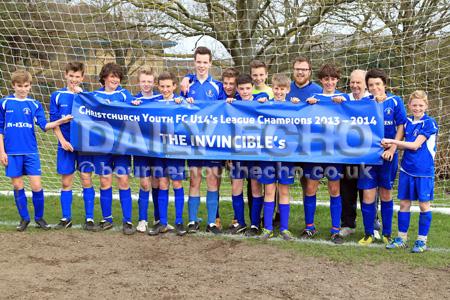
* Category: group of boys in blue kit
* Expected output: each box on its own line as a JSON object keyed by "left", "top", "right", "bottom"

{"left": 0, "top": 47, "right": 438, "bottom": 253}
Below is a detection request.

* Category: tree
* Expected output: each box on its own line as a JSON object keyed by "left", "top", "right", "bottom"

{"left": 118, "top": 0, "right": 357, "bottom": 72}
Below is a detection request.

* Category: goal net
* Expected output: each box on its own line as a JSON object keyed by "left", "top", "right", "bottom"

{"left": 0, "top": 0, "right": 449, "bottom": 205}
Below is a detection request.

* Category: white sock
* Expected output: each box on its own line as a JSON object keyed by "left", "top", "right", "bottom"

{"left": 417, "top": 235, "right": 427, "bottom": 243}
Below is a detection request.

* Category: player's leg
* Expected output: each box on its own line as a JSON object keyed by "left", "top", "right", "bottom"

{"left": 302, "top": 177, "right": 319, "bottom": 238}
{"left": 378, "top": 155, "right": 398, "bottom": 243}
{"left": 149, "top": 174, "right": 170, "bottom": 236}
{"left": 278, "top": 184, "right": 292, "bottom": 240}
{"left": 327, "top": 178, "right": 343, "bottom": 244}
{"left": 54, "top": 174, "right": 74, "bottom": 229}
{"left": 247, "top": 162, "right": 264, "bottom": 236}
{"left": 136, "top": 176, "right": 150, "bottom": 232}
{"left": 94, "top": 154, "right": 114, "bottom": 229}
{"left": 205, "top": 165, "right": 221, "bottom": 234}
{"left": 277, "top": 162, "right": 295, "bottom": 240}
{"left": 246, "top": 179, "right": 253, "bottom": 223}
{"left": 172, "top": 159, "right": 186, "bottom": 236}
{"left": 8, "top": 155, "right": 30, "bottom": 231}
{"left": 412, "top": 175, "right": 434, "bottom": 253}
{"left": 149, "top": 159, "right": 166, "bottom": 235}
{"left": 98, "top": 173, "right": 113, "bottom": 229}
{"left": 25, "top": 154, "right": 49, "bottom": 230}
{"left": 357, "top": 165, "right": 378, "bottom": 245}
{"left": 77, "top": 154, "right": 97, "bottom": 231}
{"left": 379, "top": 187, "right": 394, "bottom": 243}
{"left": 172, "top": 178, "right": 186, "bottom": 236}
{"left": 117, "top": 173, "right": 134, "bottom": 235}
{"left": 249, "top": 177, "right": 263, "bottom": 236}
{"left": 413, "top": 201, "right": 432, "bottom": 253}
{"left": 260, "top": 183, "right": 276, "bottom": 240}
{"left": 358, "top": 188, "right": 378, "bottom": 245}
{"left": 386, "top": 199, "right": 410, "bottom": 249}
{"left": 339, "top": 165, "right": 358, "bottom": 237}
{"left": 151, "top": 176, "right": 160, "bottom": 224}
{"left": 28, "top": 175, "right": 50, "bottom": 230}
{"left": 259, "top": 161, "right": 275, "bottom": 239}
{"left": 55, "top": 147, "right": 76, "bottom": 229}
{"left": 80, "top": 170, "right": 97, "bottom": 231}
{"left": 228, "top": 161, "right": 247, "bottom": 234}
{"left": 187, "top": 162, "right": 202, "bottom": 232}
{"left": 324, "top": 164, "right": 343, "bottom": 243}
{"left": 11, "top": 174, "right": 30, "bottom": 231}
{"left": 134, "top": 156, "right": 151, "bottom": 232}
{"left": 115, "top": 155, "right": 134, "bottom": 235}
{"left": 301, "top": 163, "right": 321, "bottom": 238}
{"left": 215, "top": 165, "right": 223, "bottom": 228}
{"left": 229, "top": 159, "right": 247, "bottom": 234}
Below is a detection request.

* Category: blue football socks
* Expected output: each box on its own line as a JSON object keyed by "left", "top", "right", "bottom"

{"left": 100, "top": 187, "right": 113, "bottom": 223}
{"left": 138, "top": 189, "right": 150, "bottom": 221}
{"left": 174, "top": 187, "right": 184, "bottom": 224}
{"left": 119, "top": 188, "right": 132, "bottom": 223}
{"left": 14, "top": 189, "right": 30, "bottom": 221}
{"left": 60, "top": 190, "right": 72, "bottom": 220}
{"left": 83, "top": 187, "right": 95, "bottom": 220}
{"left": 32, "top": 189, "right": 44, "bottom": 221}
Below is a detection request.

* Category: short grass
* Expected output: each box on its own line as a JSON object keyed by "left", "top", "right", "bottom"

{"left": 0, "top": 195, "right": 449, "bottom": 268}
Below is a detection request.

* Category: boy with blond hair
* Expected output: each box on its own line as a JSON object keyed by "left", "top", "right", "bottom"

{"left": 258, "top": 74, "right": 296, "bottom": 240}
{"left": 0, "top": 70, "right": 73, "bottom": 231}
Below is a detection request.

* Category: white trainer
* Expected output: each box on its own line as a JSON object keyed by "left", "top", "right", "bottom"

{"left": 136, "top": 220, "right": 148, "bottom": 233}
{"left": 373, "top": 229, "right": 382, "bottom": 241}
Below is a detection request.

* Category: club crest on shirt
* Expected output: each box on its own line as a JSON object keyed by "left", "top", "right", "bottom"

{"left": 206, "top": 89, "right": 213, "bottom": 97}
{"left": 384, "top": 107, "right": 393, "bottom": 115}
{"left": 413, "top": 129, "right": 419, "bottom": 137}
{"left": 23, "top": 107, "right": 31, "bottom": 115}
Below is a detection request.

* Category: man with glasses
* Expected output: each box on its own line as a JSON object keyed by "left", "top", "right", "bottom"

{"left": 286, "top": 56, "right": 322, "bottom": 237}
{"left": 287, "top": 57, "right": 322, "bottom": 102}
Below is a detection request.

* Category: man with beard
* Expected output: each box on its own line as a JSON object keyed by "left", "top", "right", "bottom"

{"left": 286, "top": 57, "right": 322, "bottom": 102}
{"left": 286, "top": 57, "right": 322, "bottom": 231}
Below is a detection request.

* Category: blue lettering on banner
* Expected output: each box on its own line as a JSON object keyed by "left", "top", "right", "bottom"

{"left": 70, "top": 93, "right": 384, "bottom": 164}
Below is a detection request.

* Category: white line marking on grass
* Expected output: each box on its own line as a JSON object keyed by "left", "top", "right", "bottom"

{"left": 0, "top": 220, "right": 449, "bottom": 253}
{"left": 194, "top": 231, "right": 450, "bottom": 254}
{"left": 2, "top": 191, "right": 449, "bottom": 214}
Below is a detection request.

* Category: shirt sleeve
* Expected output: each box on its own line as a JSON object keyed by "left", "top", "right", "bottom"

{"left": 122, "top": 89, "right": 134, "bottom": 104}
{"left": 419, "top": 119, "right": 438, "bottom": 139}
{"left": 394, "top": 96, "right": 407, "bottom": 126}
{"left": 217, "top": 82, "right": 227, "bottom": 100}
{"left": 49, "top": 92, "right": 60, "bottom": 122}
{"left": 0, "top": 100, "right": 5, "bottom": 135}
{"left": 180, "top": 74, "right": 196, "bottom": 98}
{"left": 186, "top": 73, "right": 195, "bottom": 82}
{"left": 34, "top": 101, "right": 48, "bottom": 131}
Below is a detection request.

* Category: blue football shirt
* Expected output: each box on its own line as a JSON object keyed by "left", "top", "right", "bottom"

{"left": 286, "top": 81, "right": 322, "bottom": 102}
{"left": 49, "top": 88, "right": 80, "bottom": 143}
{"left": 182, "top": 75, "right": 224, "bottom": 100}
{"left": 363, "top": 94, "right": 407, "bottom": 139}
{"left": 0, "top": 95, "right": 48, "bottom": 155}
{"left": 400, "top": 114, "right": 438, "bottom": 177}
{"left": 93, "top": 86, "right": 134, "bottom": 104}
